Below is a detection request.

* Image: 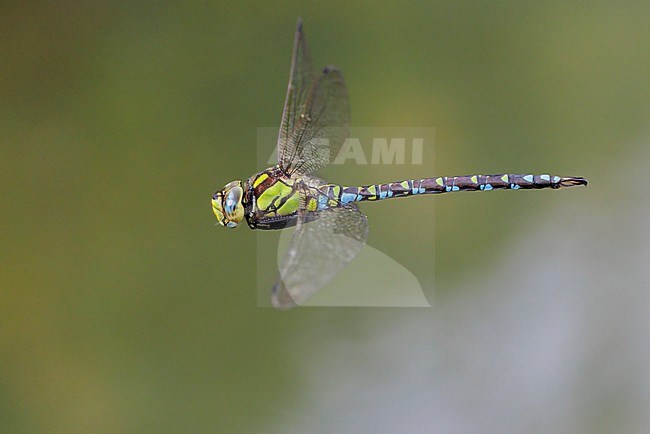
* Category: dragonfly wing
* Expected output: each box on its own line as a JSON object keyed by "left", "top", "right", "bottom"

{"left": 277, "top": 19, "right": 316, "bottom": 164}
{"left": 271, "top": 186, "right": 369, "bottom": 309}
{"left": 280, "top": 66, "right": 351, "bottom": 176}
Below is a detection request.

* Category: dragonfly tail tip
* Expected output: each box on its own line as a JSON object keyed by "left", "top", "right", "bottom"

{"left": 559, "top": 177, "right": 588, "bottom": 188}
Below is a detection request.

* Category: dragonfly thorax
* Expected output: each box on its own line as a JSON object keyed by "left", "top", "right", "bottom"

{"left": 212, "top": 180, "right": 244, "bottom": 228}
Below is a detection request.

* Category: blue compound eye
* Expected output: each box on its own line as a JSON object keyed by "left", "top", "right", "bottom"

{"left": 212, "top": 180, "right": 244, "bottom": 228}
{"left": 214, "top": 180, "right": 244, "bottom": 228}
{"left": 225, "top": 187, "right": 242, "bottom": 214}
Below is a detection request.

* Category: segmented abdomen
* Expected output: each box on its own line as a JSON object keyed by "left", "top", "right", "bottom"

{"left": 319, "top": 174, "right": 587, "bottom": 204}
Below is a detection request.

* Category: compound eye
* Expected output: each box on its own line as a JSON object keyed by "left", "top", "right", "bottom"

{"left": 224, "top": 186, "right": 242, "bottom": 214}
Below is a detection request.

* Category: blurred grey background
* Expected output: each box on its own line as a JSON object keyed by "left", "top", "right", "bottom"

{"left": 1, "top": 1, "right": 648, "bottom": 432}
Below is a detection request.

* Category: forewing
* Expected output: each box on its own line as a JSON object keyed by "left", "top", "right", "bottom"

{"left": 277, "top": 19, "right": 316, "bottom": 164}
{"left": 280, "top": 66, "right": 351, "bottom": 176}
{"left": 271, "top": 187, "right": 369, "bottom": 309}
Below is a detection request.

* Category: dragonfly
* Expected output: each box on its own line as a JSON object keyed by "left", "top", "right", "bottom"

{"left": 211, "top": 19, "right": 587, "bottom": 309}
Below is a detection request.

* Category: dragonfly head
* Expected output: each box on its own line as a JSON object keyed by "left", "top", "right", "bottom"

{"left": 212, "top": 180, "right": 244, "bottom": 228}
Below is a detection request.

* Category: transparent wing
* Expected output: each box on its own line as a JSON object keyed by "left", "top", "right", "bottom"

{"left": 271, "top": 185, "right": 369, "bottom": 309}
{"left": 280, "top": 66, "right": 351, "bottom": 175}
{"left": 277, "top": 19, "right": 316, "bottom": 164}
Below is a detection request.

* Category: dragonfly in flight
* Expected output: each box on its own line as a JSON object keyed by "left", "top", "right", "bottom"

{"left": 211, "top": 19, "right": 587, "bottom": 309}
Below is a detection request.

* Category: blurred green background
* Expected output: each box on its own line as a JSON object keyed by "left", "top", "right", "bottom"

{"left": 1, "top": 1, "right": 648, "bottom": 432}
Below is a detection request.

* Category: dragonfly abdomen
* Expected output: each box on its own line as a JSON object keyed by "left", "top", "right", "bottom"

{"left": 322, "top": 174, "right": 587, "bottom": 204}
